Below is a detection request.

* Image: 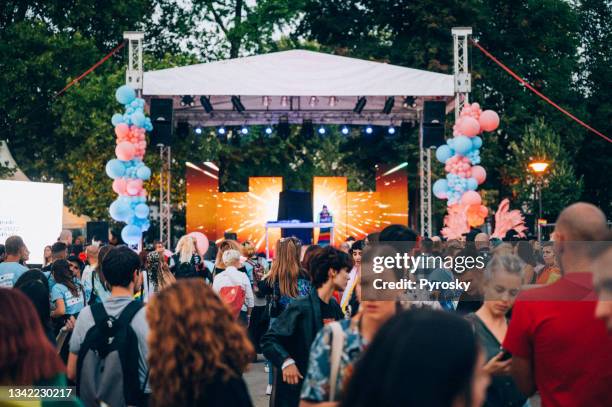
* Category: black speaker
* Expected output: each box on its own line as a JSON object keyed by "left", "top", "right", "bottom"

{"left": 87, "top": 221, "right": 109, "bottom": 244}
{"left": 149, "top": 98, "right": 173, "bottom": 146}
{"left": 224, "top": 232, "right": 238, "bottom": 241}
{"left": 423, "top": 101, "right": 447, "bottom": 148}
{"left": 278, "top": 190, "right": 313, "bottom": 244}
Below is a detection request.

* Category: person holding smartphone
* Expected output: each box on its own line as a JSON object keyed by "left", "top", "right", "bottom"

{"left": 465, "top": 254, "right": 527, "bottom": 407}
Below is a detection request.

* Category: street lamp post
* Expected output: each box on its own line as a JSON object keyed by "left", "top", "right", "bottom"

{"left": 529, "top": 161, "right": 550, "bottom": 241}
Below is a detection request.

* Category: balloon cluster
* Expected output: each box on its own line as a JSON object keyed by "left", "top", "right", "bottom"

{"left": 433, "top": 102, "right": 500, "bottom": 228}
{"left": 105, "top": 85, "right": 153, "bottom": 245}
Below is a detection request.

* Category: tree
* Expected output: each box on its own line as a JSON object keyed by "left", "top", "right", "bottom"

{"left": 507, "top": 118, "right": 583, "bottom": 220}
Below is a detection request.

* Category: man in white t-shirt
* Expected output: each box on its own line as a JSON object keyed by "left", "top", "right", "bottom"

{"left": 212, "top": 249, "right": 254, "bottom": 325}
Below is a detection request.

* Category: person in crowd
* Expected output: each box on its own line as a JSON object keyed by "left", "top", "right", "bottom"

{"left": 58, "top": 229, "right": 73, "bottom": 246}
{"left": 514, "top": 241, "right": 537, "bottom": 285}
{"left": 262, "top": 246, "right": 352, "bottom": 407}
{"left": 212, "top": 249, "right": 254, "bottom": 325}
{"left": 87, "top": 245, "right": 112, "bottom": 304}
{"left": 42, "top": 241, "right": 68, "bottom": 278}
{"left": 340, "top": 309, "right": 490, "bottom": 407}
{"left": 338, "top": 242, "right": 350, "bottom": 253}
{"left": 317, "top": 205, "right": 333, "bottom": 246}
{"left": 171, "top": 234, "right": 208, "bottom": 280}
{"left": 15, "top": 269, "right": 55, "bottom": 344}
{"left": 43, "top": 245, "right": 52, "bottom": 267}
{"left": 153, "top": 240, "right": 170, "bottom": 264}
{"left": 379, "top": 224, "right": 418, "bottom": 242}
{"left": 212, "top": 239, "right": 246, "bottom": 276}
{"left": 301, "top": 244, "right": 323, "bottom": 274}
{"left": 71, "top": 235, "right": 85, "bottom": 256}
{"left": 592, "top": 231, "right": 612, "bottom": 333}
{"left": 242, "top": 241, "right": 269, "bottom": 355}
{"left": 81, "top": 245, "right": 99, "bottom": 299}
{"left": 0, "top": 288, "right": 81, "bottom": 404}
{"left": 259, "top": 237, "right": 312, "bottom": 394}
{"left": 0, "top": 244, "right": 6, "bottom": 263}
{"left": 50, "top": 259, "right": 86, "bottom": 326}
{"left": 67, "top": 246, "right": 150, "bottom": 399}
{"left": 340, "top": 239, "right": 364, "bottom": 317}
{"left": 456, "top": 247, "right": 486, "bottom": 315}
{"left": 67, "top": 255, "right": 85, "bottom": 281}
{"left": 108, "top": 229, "right": 124, "bottom": 246}
{"left": 300, "top": 298, "right": 398, "bottom": 405}
{"left": 465, "top": 254, "right": 527, "bottom": 407}
{"left": 365, "top": 232, "right": 379, "bottom": 244}
{"left": 534, "top": 242, "right": 561, "bottom": 284}
{"left": 147, "top": 279, "right": 254, "bottom": 406}
{"left": 504, "top": 203, "right": 612, "bottom": 407}
{"left": 143, "top": 250, "right": 175, "bottom": 299}
{"left": 0, "top": 236, "right": 29, "bottom": 288}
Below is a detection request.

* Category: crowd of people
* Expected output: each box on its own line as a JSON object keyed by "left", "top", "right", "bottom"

{"left": 0, "top": 202, "right": 611, "bottom": 407}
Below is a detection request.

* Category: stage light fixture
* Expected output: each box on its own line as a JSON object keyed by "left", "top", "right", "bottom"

{"left": 180, "top": 95, "right": 195, "bottom": 107}
{"left": 200, "top": 96, "right": 213, "bottom": 113}
{"left": 262, "top": 96, "right": 270, "bottom": 107}
{"left": 195, "top": 126, "right": 203, "bottom": 135}
{"left": 318, "top": 126, "right": 326, "bottom": 135}
{"left": 353, "top": 97, "right": 367, "bottom": 114}
{"left": 365, "top": 125, "right": 373, "bottom": 134}
{"left": 217, "top": 126, "right": 226, "bottom": 135}
{"left": 328, "top": 96, "right": 338, "bottom": 107}
{"left": 231, "top": 96, "right": 245, "bottom": 113}
{"left": 281, "top": 96, "right": 289, "bottom": 107}
{"left": 388, "top": 126, "right": 396, "bottom": 135}
{"left": 382, "top": 97, "right": 395, "bottom": 114}
{"left": 309, "top": 96, "right": 319, "bottom": 107}
{"left": 402, "top": 96, "right": 417, "bottom": 108}
{"left": 265, "top": 126, "right": 273, "bottom": 135}
{"left": 341, "top": 125, "right": 349, "bottom": 135}
{"left": 241, "top": 126, "right": 249, "bottom": 135}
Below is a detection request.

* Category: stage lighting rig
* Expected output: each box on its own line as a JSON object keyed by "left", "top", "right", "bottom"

{"left": 382, "top": 97, "right": 395, "bottom": 114}
{"left": 353, "top": 97, "right": 367, "bottom": 114}
{"left": 200, "top": 96, "right": 214, "bottom": 113}
{"left": 318, "top": 126, "right": 326, "bottom": 135}
{"left": 195, "top": 126, "right": 203, "bottom": 135}
{"left": 402, "top": 96, "right": 417, "bottom": 108}
{"left": 388, "top": 126, "right": 396, "bottom": 135}
{"left": 231, "top": 96, "right": 245, "bottom": 113}
{"left": 241, "top": 126, "right": 249, "bottom": 135}
{"left": 265, "top": 126, "right": 273, "bottom": 135}
{"left": 341, "top": 125, "right": 350, "bottom": 135}
{"left": 217, "top": 127, "right": 226, "bottom": 135}
{"left": 180, "top": 95, "right": 195, "bottom": 107}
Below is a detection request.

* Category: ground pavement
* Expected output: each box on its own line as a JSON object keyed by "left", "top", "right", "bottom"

{"left": 245, "top": 356, "right": 269, "bottom": 407}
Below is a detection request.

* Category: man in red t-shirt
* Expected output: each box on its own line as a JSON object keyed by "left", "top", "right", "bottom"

{"left": 593, "top": 231, "right": 612, "bottom": 333}
{"left": 503, "top": 203, "right": 612, "bottom": 407}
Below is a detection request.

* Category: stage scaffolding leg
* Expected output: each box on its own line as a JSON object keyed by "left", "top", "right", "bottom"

{"left": 159, "top": 146, "right": 172, "bottom": 249}
{"left": 419, "top": 111, "right": 433, "bottom": 238}
{"left": 452, "top": 28, "right": 472, "bottom": 130}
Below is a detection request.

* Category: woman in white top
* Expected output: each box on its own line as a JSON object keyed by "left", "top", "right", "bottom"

{"left": 213, "top": 249, "right": 254, "bottom": 325}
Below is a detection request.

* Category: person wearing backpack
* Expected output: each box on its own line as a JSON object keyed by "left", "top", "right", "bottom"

{"left": 213, "top": 249, "right": 254, "bottom": 324}
{"left": 66, "top": 246, "right": 150, "bottom": 407}
{"left": 171, "top": 235, "right": 209, "bottom": 280}
{"left": 261, "top": 246, "right": 352, "bottom": 407}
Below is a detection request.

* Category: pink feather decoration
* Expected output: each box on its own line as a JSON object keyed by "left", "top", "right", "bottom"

{"left": 441, "top": 204, "right": 471, "bottom": 240}
{"left": 491, "top": 199, "right": 527, "bottom": 239}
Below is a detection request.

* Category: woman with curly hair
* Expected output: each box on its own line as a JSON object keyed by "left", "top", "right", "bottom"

{"left": 147, "top": 279, "right": 254, "bottom": 406}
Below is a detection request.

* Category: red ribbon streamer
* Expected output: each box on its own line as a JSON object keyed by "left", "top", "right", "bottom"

{"left": 470, "top": 38, "right": 611, "bottom": 144}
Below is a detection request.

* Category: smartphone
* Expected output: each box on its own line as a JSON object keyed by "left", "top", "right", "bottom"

{"left": 499, "top": 348, "right": 512, "bottom": 361}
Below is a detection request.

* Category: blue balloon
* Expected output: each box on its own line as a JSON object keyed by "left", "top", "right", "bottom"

{"left": 115, "top": 85, "right": 136, "bottom": 105}
{"left": 121, "top": 224, "right": 141, "bottom": 245}
{"left": 136, "top": 166, "right": 151, "bottom": 180}
{"left": 472, "top": 136, "right": 483, "bottom": 149}
{"left": 130, "top": 100, "right": 140, "bottom": 108}
{"left": 111, "top": 113, "right": 124, "bottom": 126}
{"left": 131, "top": 111, "right": 146, "bottom": 127}
{"left": 109, "top": 199, "right": 132, "bottom": 222}
{"left": 467, "top": 178, "right": 478, "bottom": 191}
{"left": 134, "top": 203, "right": 149, "bottom": 219}
{"left": 435, "top": 145, "right": 453, "bottom": 164}
{"left": 105, "top": 159, "right": 126, "bottom": 179}
{"left": 454, "top": 135, "right": 473, "bottom": 155}
{"left": 433, "top": 179, "right": 449, "bottom": 199}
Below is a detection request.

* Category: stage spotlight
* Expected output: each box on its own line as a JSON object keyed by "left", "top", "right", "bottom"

{"left": 365, "top": 125, "right": 373, "bottom": 134}
{"left": 281, "top": 96, "right": 289, "bottom": 107}
{"left": 309, "top": 96, "right": 319, "bottom": 107}
{"left": 328, "top": 96, "right": 338, "bottom": 107}
{"left": 200, "top": 96, "right": 213, "bottom": 113}
{"left": 262, "top": 96, "right": 270, "bottom": 107}
{"left": 353, "top": 97, "right": 367, "bottom": 114}
{"left": 402, "top": 96, "right": 417, "bottom": 108}
{"left": 382, "top": 97, "right": 395, "bottom": 114}
{"left": 217, "top": 126, "right": 226, "bottom": 135}
{"left": 341, "top": 125, "right": 350, "bottom": 135}
{"left": 195, "top": 126, "right": 203, "bottom": 135}
{"left": 265, "top": 126, "right": 273, "bottom": 135}
{"left": 180, "top": 95, "right": 195, "bottom": 107}
{"left": 318, "top": 126, "right": 326, "bottom": 135}
{"left": 241, "top": 126, "right": 249, "bottom": 135}
{"left": 231, "top": 96, "right": 245, "bottom": 113}
{"left": 388, "top": 126, "right": 396, "bottom": 135}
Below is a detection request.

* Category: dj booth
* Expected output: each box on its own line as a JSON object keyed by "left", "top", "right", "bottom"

{"left": 264, "top": 221, "right": 334, "bottom": 258}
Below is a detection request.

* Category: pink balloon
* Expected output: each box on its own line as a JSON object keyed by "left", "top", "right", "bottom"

{"left": 479, "top": 110, "right": 500, "bottom": 132}
{"left": 471, "top": 165, "right": 487, "bottom": 184}
{"left": 112, "top": 178, "right": 127, "bottom": 195}
{"left": 115, "top": 123, "right": 129, "bottom": 138}
{"left": 126, "top": 179, "right": 143, "bottom": 196}
{"left": 139, "top": 189, "right": 147, "bottom": 197}
{"left": 188, "top": 231, "right": 210, "bottom": 256}
{"left": 457, "top": 116, "right": 481, "bottom": 137}
{"left": 115, "top": 141, "right": 135, "bottom": 161}
{"left": 461, "top": 191, "right": 482, "bottom": 206}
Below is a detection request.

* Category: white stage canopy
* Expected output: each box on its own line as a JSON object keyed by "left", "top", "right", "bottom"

{"left": 143, "top": 50, "right": 455, "bottom": 126}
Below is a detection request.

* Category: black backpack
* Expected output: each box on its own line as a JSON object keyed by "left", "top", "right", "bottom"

{"left": 76, "top": 301, "right": 147, "bottom": 407}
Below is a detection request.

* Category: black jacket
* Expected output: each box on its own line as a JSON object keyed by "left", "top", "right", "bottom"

{"left": 261, "top": 289, "right": 342, "bottom": 407}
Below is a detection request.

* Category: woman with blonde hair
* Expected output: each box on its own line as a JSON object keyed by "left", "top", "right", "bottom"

{"left": 213, "top": 240, "right": 243, "bottom": 273}
{"left": 171, "top": 235, "right": 206, "bottom": 280}
{"left": 147, "top": 280, "right": 254, "bottom": 406}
